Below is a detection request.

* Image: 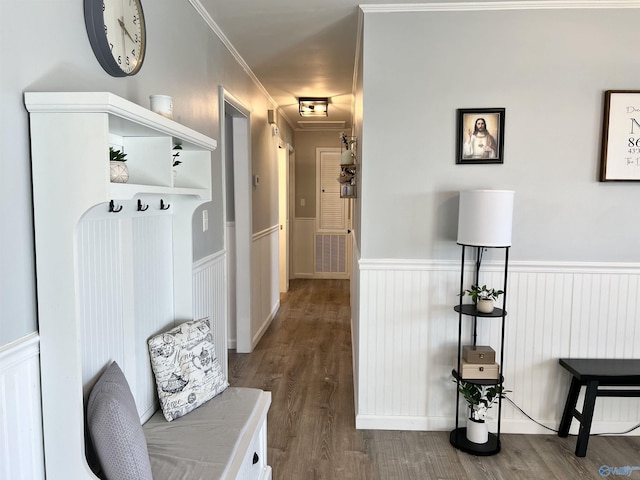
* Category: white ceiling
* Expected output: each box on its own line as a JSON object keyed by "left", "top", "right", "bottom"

{"left": 198, "top": 1, "right": 564, "bottom": 131}
{"left": 197, "top": 0, "right": 429, "bottom": 131}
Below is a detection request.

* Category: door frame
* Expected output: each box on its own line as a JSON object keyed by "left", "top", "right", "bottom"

{"left": 219, "top": 87, "right": 253, "bottom": 353}
{"left": 278, "top": 142, "right": 289, "bottom": 293}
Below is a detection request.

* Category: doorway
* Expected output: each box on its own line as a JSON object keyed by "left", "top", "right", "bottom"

{"left": 220, "top": 87, "right": 253, "bottom": 353}
{"left": 278, "top": 144, "right": 289, "bottom": 293}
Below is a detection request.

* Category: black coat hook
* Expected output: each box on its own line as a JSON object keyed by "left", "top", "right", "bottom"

{"left": 137, "top": 199, "right": 149, "bottom": 212}
{"left": 109, "top": 200, "right": 123, "bottom": 213}
{"left": 160, "top": 199, "right": 170, "bottom": 210}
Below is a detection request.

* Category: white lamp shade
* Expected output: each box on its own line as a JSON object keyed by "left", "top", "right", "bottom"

{"left": 457, "top": 190, "right": 515, "bottom": 247}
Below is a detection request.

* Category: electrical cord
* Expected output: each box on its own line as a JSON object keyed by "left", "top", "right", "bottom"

{"left": 504, "top": 396, "right": 640, "bottom": 436}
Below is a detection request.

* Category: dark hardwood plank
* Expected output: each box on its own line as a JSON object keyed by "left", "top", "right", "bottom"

{"left": 229, "top": 279, "right": 640, "bottom": 480}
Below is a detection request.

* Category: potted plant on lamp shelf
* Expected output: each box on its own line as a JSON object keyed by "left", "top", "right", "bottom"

{"left": 109, "top": 147, "right": 128, "bottom": 183}
{"left": 461, "top": 284, "right": 504, "bottom": 314}
{"left": 455, "top": 379, "right": 508, "bottom": 444}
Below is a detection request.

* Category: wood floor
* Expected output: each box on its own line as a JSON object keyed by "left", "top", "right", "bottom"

{"left": 228, "top": 279, "right": 640, "bottom": 479}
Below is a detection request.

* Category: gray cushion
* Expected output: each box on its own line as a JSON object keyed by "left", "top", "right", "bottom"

{"left": 87, "top": 361, "right": 153, "bottom": 480}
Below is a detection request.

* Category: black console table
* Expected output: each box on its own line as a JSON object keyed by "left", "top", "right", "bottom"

{"left": 558, "top": 358, "right": 640, "bottom": 457}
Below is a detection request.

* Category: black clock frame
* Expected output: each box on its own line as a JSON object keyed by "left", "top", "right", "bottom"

{"left": 84, "top": 0, "right": 146, "bottom": 77}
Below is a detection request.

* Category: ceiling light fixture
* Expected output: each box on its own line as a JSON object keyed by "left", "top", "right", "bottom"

{"left": 299, "top": 97, "right": 329, "bottom": 117}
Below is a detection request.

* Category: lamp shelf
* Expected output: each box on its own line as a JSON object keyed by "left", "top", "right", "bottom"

{"left": 450, "top": 244, "right": 509, "bottom": 457}
{"left": 450, "top": 429, "right": 501, "bottom": 456}
{"left": 454, "top": 304, "right": 506, "bottom": 318}
{"left": 451, "top": 369, "right": 504, "bottom": 386}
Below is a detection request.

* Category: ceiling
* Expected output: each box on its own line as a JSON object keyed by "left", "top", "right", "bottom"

{"left": 198, "top": 0, "right": 427, "bottom": 131}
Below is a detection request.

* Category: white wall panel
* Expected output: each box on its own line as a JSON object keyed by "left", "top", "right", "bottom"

{"left": 193, "top": 251, "right": 228, "bottom": 379}
{"left": 0, "top": 334, "right": 44, "bottom": 480}
{"left": 77, "top": 209, "right": 174, "bottom": 421}
{"left": 356, "top": 259, "right": 640, "bottom": 434}
{"left": 250, "top": 226, "right": 280, "bottom": 350}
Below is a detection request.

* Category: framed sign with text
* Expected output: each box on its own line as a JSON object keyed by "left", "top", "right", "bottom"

{"left": 600, "top": 90, "right": 640, "bottom": 181}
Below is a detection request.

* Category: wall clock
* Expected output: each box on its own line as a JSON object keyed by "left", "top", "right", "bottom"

{"left": 84, "top": 0, "right": 147, "bottom": 77}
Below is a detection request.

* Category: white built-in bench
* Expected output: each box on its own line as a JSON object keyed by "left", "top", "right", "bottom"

{"left": 26, "top": 91, "right": 271, "bottom": 479}
{"left": 87, "top": 359, "right": 271, "bottom": 480}
{"left": 143, "top": 387, "right": 270, "bottom": 479}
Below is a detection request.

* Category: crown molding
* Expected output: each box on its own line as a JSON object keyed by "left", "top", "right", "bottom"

{"left": 359, "top": 0, "right": 640, "bottom": 13}
{"left": 187, "top": 0, "right": 296, "bottom": 131}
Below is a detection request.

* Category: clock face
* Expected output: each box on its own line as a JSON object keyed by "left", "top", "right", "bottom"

{"left": 85, "top": 0, "right": 146, "bottom": 77}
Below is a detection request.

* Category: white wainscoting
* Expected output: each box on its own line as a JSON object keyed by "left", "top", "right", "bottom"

{"left": 355, "top": 258, "right": 640, "bottom": 434}
{"left": 251, "top": 225, "right": 280, "bottom": 350}
{"left": 193, "top": 251, "right": 228, "bottom": 379}
{"left": 351, "top": 237, "right": 362, "bottom": 418}
{"left": 0, "top": 333, "right": 45, "bottom": 480}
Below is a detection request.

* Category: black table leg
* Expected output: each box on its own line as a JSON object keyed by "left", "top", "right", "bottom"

{"left": 558, "top": 376, "right": 581, "bottom": 437}
{"left": 575, "top": 380, "right": 599, "bottom": 457}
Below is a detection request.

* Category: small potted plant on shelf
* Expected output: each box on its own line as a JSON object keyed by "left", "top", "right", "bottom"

{"left": 339, "top": 132, "right": 355, "bottom": 166}
{"left": 455, "top": 379, "right": 508, "bottom": 444}
{"left": 109, "top": 147, "right": 129, "bottom": 183}
{"left": 461, "top": 284, "right": 504, "bottom": 314}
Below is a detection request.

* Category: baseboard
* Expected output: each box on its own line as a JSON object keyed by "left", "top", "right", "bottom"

{"left": 252, "top": 301, "right": 279, "bottom": 350}
{"left": 355, "top": 414, "right": 640, "bottom": 436}
{"left": 355, "top": 414, "right": 452, "bottom": 431}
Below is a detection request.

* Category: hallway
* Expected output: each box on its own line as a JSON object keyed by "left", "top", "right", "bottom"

{"left": 228, "top": 279, "right": 640, "bottom": 480}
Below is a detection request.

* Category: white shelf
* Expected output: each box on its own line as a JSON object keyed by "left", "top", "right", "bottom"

{"left": 24, "top": 91, "right": 216, "bottom": 479}
{"left": 109, "top": 183, "right": 211, "bottom": 200}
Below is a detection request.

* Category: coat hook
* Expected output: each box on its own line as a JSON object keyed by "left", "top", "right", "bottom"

{"left": 160, "top": 199, "right": 170, "bottom": 210}
{"left": 137, "top": 199, "right": 149, "bottom": 212}
{"left": 109, "top": 200, "right": 123, "bottom": 213}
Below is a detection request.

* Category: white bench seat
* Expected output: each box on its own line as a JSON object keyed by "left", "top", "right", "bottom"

{"left": 144, "top": 387, "right": 272, "bottom": 480}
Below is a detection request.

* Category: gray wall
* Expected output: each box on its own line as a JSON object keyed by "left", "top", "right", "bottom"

{"left": 361, "top": 7, "right": 640, "bottom": 262}
{"left": 0, "top": 0, "right": 291, "bottom": 346}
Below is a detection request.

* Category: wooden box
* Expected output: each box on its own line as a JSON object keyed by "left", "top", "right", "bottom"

{"left": 463, "top": 345, "right": 495, "bottom": 364}
{"left": 460, "top": 359, "right": 500, "bottom": 380}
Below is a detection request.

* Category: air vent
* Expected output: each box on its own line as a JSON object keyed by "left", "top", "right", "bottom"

{"left": 315, "top": 234, "right": 347, "bottom": 273}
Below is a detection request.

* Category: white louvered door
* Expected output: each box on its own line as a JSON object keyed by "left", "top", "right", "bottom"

{"left": 315, "top": 147, "right": 350, "bottom": 277}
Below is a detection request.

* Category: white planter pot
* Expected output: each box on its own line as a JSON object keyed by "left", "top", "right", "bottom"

{"left": 466, "top": 418, "right": 489, "bottom": 444}
{"left": 477, "top": 298, "right": 494, "bottom": 314}
{"left": 110, "top": 161, "right": 129, "bottom": 183}
{"left": 341, "top": 149, "right": 354, "bottom": 165}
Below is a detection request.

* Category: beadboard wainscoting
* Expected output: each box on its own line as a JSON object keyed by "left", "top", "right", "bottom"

{"left": 355, "top": 258, "right": 640, "bottom": 435}
{"left": 351, "top": 238, "right": 362, "bottom": 418}
{"left": 0, "top": 333, "right": 45, "bottom": 480}
{"left": 193, "top": 251, "right": 229, "bottom": 380}
{"left": 251, "top": 225, "right": 280, "bottom": 349}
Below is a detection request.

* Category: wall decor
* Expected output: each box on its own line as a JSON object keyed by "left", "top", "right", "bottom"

{"left": 600, "top": 90, "right": 640, "bottom": 182}
{"left": 456, "top": 108, "right": 505, "bottom": 165}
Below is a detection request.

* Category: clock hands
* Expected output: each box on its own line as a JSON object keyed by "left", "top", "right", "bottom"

{"left": 117, "top": 17, "right": 135, "bottom": 43}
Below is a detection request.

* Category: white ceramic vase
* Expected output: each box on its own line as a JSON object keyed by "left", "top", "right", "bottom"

{"left": 341, "top": 149, "right": 354, "bottom": 165}
{"left": 477, "top": 298, "right": 494, "bottom": 314}
{"left": 110, "top": 161, "right": 129, "bottom": 183}
{"left": 466, "top": 418, "right": 489, "bottom": 444}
